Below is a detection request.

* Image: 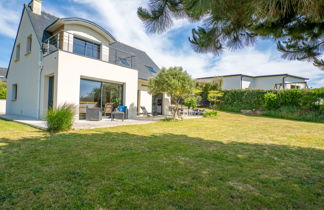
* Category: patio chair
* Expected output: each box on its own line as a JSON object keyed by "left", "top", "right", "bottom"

{"left": 140, "top": 106, "right": 152, "bottom": 117}
{"left": 103, "top": 103, "right": 114, "bottom": 117}
{"left": 111, "top": 106, "right": 128, "bottom": 121}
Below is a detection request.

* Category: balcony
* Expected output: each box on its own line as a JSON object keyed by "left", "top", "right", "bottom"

{"left": 42, "top": 31, "right": 136, "bottom": 69}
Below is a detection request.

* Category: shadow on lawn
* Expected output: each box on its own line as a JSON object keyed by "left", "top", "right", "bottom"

{"left": 0, "top": 131, "right": 323, "bottom": 209}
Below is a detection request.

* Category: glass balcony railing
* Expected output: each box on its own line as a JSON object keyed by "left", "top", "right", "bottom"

{"left": 42, "top": 31, "right": 136, "bottom": 69}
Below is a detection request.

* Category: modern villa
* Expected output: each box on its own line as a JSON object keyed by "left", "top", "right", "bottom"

{"left": 196, "top": 74, "right": 309, "bottom": 90}
{"left": 6, "top": 0, "right": 170, "bottom": 120}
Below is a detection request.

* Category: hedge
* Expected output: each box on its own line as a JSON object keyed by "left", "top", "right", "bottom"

{"left": 218, "top": 88, "right": 324, "bottom": 113}
{"left": 0, "top": 82, "right": 6, "bottom": 99}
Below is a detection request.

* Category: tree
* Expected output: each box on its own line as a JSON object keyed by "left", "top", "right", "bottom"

{"left": 148, "top": 67, "right": 194, "bottom": 119}
{"left": 138, "top": 0, "right": 324, "bottom": 68}
{"left": 184, "top": 95, "right": 198, "bottom": 114}
{"left": 208, "top": 90, "right": 224, "bottom": 109}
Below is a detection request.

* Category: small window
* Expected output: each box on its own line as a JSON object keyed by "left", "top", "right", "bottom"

{"left": 119, "top": 58, "right": 130, "bottom": 66}
{"left": 16, "top": 44, "right": 20, "bottom": 60}
{"left": 12, "top": 84, "right": 17, "bottom": 100}
{"left": 26, "top": 35, "right": 32, "bottom": 53}
{"left": 146, "top": 66, "right": 157, "bottom": 73}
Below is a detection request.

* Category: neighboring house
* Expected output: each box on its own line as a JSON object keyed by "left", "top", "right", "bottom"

{"left": 0, "top": 68, "right": 7, "bottom": 82}
{"left": 196, "top": 74, "right": 309, "bottom": 90}
{"left": 6, "top": 0, "right": 170, "bottom": 120}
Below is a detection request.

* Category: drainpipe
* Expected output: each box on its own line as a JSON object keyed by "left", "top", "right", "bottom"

{"left": 282, "top": 76, "right": 287, "bottom": 90}
{"left": 241, "top": 76, "right": 243, "bottom": 89}
{"left": 37, "top": 48, "right": 44, "bottom": 120}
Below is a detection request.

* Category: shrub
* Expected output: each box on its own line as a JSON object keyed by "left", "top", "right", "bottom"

{"left": 0, "top": 82, "right": 6, "bottom": 99}
{"left": 203, "top": 111, "right": 218, "bottom": 118}
{"left": 264, "top": 92, "right": 279, "bottom": 110}
{"left": 46, "top": 104, "right": 76, "bottom": 132}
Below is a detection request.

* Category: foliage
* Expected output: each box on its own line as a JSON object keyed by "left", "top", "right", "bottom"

{"left": 149, "top": 67, "right": 194, "bottom": 119}
{"left": 263, "top": 106, "right": 324, "bottom": 123}
{"left": 46, "top": 104, "right": 76, "bottom": 132}
{"left": 264, "top": 92, "right": 279, "bottom": 110}
{"left": 218, "top": 88, "right": 324, "bottom": 122}
{"left": 203, "top": 111, "right": 218, "bottom": 118}
{"left": 195, "top": 81, "right": 222, "bottom": 106}
{"left": 0, "top": 82, "right": 6, "bottom": 99}
{"left": 184, "top": 95, "right": 198, "bottom": 110}
{"left": 207, "top": 90, "right": 224, "bottom": 109}
{"left": 138, "top": 0, "right": 324, "bottom": 67}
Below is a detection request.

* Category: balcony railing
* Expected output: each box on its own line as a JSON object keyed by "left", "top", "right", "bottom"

{"left": 42, "top": 31, "right": 136, "bottom": 69}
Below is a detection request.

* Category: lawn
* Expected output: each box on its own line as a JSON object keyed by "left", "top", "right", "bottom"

{"left": 0, "top": 112, "right": 323, "bottom": 209}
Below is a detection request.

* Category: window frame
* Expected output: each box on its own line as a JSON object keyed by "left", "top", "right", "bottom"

{"left": 12, "top": 84, "right": 17, "bottom": 101}
{"left": 73, "top": 37, "right": 101, "bottom": 60}
{"left": 26, "top": 34, "right": 32, "bottom": 54}
{"left": 15, "top": 44, "right": 21, "bottom": 61}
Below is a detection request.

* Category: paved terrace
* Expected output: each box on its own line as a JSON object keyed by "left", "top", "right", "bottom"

{"left": 0, "top": 114, "right": 201, "bottom": 130}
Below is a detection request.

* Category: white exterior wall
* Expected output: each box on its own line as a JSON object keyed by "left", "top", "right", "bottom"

{"left": 54, "top": 51, "right": 138, "bottom": 119}
{"left": 241, "top": 77, "right": 255, "bottom": 89}
{"left": 284, "top": 76, "right": 308, "bottom": 89}
{"left": 6, "top": 9, "right": 42, "bottom": 119}
{"left": 222, "top": 76, "right": 242, "bottom": 89}
{"left": 0, "top": 99, "right": 6, "bottom": 114}
{"left": 138, "top": 84, "right": 152, "bottom": 114}
{"left": 254, "top": 76, "right": 284, "bottom": 89}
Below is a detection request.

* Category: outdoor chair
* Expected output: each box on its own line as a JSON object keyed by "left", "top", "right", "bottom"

{"left": 140, "top": 106, "right": 152, "bottom": 117}
{"left": 111, "top": 106, "right": 128, "bottom": 121}
{"left": 104, "top": 103, "right": 114, "bottom": 117}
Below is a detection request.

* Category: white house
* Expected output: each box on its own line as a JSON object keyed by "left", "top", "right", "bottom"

{"left": 6, "top": 0, "right": 171, "bottom": 120}
{"left": 196, "top": 74, "right": 309, "bottom": 90}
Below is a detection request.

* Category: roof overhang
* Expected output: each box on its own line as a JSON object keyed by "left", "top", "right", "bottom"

{"left": 45, "top": 18, "right": 117, "bottom": 43}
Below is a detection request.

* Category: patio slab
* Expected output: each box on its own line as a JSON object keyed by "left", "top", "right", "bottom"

{"left": 0, "top": 114, "right": 202, "bottom": 130}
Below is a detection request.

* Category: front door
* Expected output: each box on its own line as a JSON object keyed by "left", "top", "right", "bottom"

{"left": 48, "top": 76, "right": 54, "bottom": 109}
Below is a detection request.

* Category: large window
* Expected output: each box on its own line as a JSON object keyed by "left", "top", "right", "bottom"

{"left": 79, "top": 79, "right": 123, "bottom": 119}
{"left": 73, "top": 37, "right": 100, "bottom": 59}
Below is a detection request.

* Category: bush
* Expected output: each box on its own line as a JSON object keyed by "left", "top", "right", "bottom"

{"left": 46, "top": 104, "right": 76, "bottom": 132}
{"left": 0, "top": 82, "right": 6, "bottom": 99}
{"left": 264, "top": 92, "right": 279, "bottom": 110}
{"left": 203, "top": 111, "right": 218, "bottom": 118}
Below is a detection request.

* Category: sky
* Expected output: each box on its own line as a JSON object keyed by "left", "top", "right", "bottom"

{"left": 0, "top": 0, "right": 323, "bottom": 88}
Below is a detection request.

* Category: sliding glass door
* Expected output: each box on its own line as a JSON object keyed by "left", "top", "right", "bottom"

{"left": 79, "top": 79, "right": 123, "bottom": 119}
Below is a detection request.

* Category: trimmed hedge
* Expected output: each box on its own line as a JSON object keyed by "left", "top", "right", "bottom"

{"left": 0, "top": 82, "right": 6, "bottom": 99}
{"left": 217, "top": 88, "right": 324, "bottom": 122}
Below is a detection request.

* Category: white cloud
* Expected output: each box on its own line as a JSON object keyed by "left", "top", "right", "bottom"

{"left": 1, "top": 0, "right": 323, "bottom": 87}
{"left": 0, "top": 1, "right": 22, "bottom": 38}
{"left": 67, "top": 0, "right": 324, "bottom": 88}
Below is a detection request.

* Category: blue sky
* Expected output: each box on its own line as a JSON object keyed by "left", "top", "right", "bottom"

{"left": 0, "top": 0, "right": 323, "bottom": 87}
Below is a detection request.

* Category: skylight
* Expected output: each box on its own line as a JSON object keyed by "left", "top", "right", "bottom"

{"left": 146, "top": 66, "right": 157, "bottom": 73}
{"left": 119, "top": 58, "right": 130, "bottom": 66}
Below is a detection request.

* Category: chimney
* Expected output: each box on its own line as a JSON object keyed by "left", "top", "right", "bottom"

{"left": 29, "top": 0, "right": 42, "bottom": 15}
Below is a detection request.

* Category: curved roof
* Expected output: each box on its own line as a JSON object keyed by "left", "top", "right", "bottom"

{"left": 46, "top": 17, "right": 116, "bottom": 43}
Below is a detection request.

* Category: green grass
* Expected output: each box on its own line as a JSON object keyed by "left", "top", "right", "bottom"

{"left": 0, "top": 112, "right": 323, "bottom": 209}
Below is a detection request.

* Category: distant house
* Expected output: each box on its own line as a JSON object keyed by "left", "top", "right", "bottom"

{"left": 0, "top": 68, "right": 7, "bottom": 82}
{"left": 196, "top": 74, "right": 309, "bottom": 90}
{"left": 6, "top": 0, "right": 171, "bottom": 120}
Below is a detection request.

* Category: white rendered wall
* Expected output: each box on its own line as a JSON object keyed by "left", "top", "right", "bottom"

{"left": 138, "top": 83, "right": 153, "bottom": 114}
{"left": 6, "top": 9, "right": 42, "bottom": 119}
{"left": 222, "top": 76, "right": 242, "bottom": 89}
{"left": 0, "top": 99, "right": 6, "bottom": 114}
{"left": 241, "top": 77, "right": 255, "bottom": 89}
{"left": 55, "top": 51, "right": 138, "bottom": 119}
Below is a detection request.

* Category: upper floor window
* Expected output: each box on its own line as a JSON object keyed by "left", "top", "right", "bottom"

{"left": 73, "top": 37, "right": 100, "bottom": 59}
{"left": 119, "top": 58, "right": 130, "bottom": 67}
{"left": 146, "top": 66, "right": 157, "bottom": 73}
{"left": 26, "top": 35, "right": 32, "bottom": 54}
{"left": 16, "top": 44, "right": 21, "bottom": 61}
{"left": 12, "top": 84, "right": 17, "bottom": 100}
